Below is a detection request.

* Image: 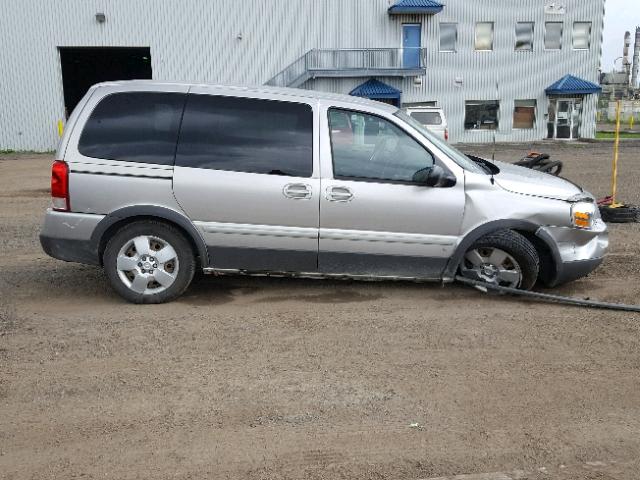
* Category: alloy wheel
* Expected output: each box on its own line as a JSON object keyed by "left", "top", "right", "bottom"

{"left": 115, "top": 235, "right": 179, "bottom": 295}
{"left": 460, "top": 247, "right": 522, "bottom": 288}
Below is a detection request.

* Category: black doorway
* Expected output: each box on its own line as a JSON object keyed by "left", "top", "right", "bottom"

{"left": 59, "top": 47, "right": 152, "bottom": 116}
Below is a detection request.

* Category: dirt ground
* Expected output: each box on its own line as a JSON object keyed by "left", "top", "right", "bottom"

{"left": 1, "top": 141, "right": 640, "bottom": 480}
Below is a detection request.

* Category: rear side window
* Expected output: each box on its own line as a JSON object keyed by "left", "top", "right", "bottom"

{"left": 410, "top": 111, "right": 442, "bottom": 125}
{"left": 175, "top": 95, "right": 313, "bottom": 177}
{"left": 78, "top": 92, "right": 185, "bottom": 165}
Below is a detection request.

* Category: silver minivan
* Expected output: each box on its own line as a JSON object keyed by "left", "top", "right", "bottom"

{"left": 41, "top": 81, "right": 608, "bottom": 303}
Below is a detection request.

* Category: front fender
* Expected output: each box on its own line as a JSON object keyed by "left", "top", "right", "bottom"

{"left": 442, "top": 219, "right": 553, "bottom": 280}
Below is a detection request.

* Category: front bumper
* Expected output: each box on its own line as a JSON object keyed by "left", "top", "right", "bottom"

{"left": 40, "top": 210, "right": 105, "bottom": 265}
{"left": 553, "top": 256, "right": 604, "bottom": 286}
{"left": 536, "top": 219, "right": 609, "bottom": 286}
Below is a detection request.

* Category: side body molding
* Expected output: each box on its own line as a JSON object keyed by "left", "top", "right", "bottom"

{"left": 91, "top": 205, "right": 210, "bottom": 267}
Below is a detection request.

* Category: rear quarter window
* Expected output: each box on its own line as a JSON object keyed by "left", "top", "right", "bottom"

{"left": 78, "top": 91, "right": 185, "bottom": 165}
{"left": 410, "top": 111, "right": 443, "bottom": 126}
{"left": 175, "top": 94, "right": 313, "bottom": 178}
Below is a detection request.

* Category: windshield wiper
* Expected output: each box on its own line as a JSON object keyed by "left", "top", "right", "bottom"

{"left": 466, "top": 155, "right": 499, "bottom": 175}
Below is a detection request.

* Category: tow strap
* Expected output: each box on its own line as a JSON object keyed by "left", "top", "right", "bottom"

{"left": 455, "top": 276, "right": 640, "bottom": 313}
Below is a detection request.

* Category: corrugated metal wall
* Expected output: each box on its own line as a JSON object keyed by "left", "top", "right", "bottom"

{"left": 0, "top": 0, "right": 604, "bottom": 150}
{"left": 308, "top": 0, "right": 605, "bottom": 143}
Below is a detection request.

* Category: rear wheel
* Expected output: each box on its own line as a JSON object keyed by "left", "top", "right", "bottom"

{"left": 459, "top": 230, "right": 539, "bottom": 290}
{"left": 103, "top": 221, "right": 196, "bottom": 303}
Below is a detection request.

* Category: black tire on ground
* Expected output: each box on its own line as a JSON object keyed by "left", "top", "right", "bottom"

{"left": 103, "top": 221, "right": 196, "bottom": 304}
{"left": 599, "top": 205, "right": 639, "bottom": 224}
{"left": 536, "top": 160, "right": 562, "bottom": 176}
{"left": 464, "top": 229, "right": 540, "bottom": 290}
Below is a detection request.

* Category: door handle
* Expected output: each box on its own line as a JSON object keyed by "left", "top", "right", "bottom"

{"left": 283, "top": 183, "right": 312, "bottom": 200}
{"left": 326, "top": 186, "right": 354, "bottom": 202}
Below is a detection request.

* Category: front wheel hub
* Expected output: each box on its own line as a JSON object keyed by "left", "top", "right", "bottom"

{"left": 460, "top": 247, "right": 522, "bottom": 288}
{"left": 480, "top": 263, "right": 498, "bottom": 280}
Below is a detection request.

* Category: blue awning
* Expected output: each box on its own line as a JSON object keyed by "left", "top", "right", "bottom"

{"left": 545, "top": 74, "right": 602, "bottom": 95}
{"left": 388, "top": 0, "right": 444, "bottom": 14}
{"left": 349, "top": 79, "right": 401, "bottom": 99}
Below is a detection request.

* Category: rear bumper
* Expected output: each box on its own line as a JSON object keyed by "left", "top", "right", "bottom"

{"left": 40, "top": 210, "right": 104, "bottom": 265}
{"left": 40, "top": 235, "right": 100, "bottom": 265}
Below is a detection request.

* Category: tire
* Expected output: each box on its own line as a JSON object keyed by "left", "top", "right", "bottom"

{"left": 459, "top": 229, "right": 539, "bottom": 290}
{"left": 599, "top": 205, "right": 639, "bottom": 224}
{"left": 535, "top": 160, "right": 562, "bottom": 176}
{"left": 103, "top": 221, "right": 196, "bottom": 304}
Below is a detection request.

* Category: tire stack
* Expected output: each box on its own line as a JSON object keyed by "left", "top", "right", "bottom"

{"left": 599, "top": 204, "right": 640, "bottom": 223}
{"left": 513, "top": 152, "right": 563, "bottom": 176}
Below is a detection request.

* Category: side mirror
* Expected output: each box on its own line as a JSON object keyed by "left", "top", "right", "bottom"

{"left": 412, "top": 165, "right": 456, "bottom": 188}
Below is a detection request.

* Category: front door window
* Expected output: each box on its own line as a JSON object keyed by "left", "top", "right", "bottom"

{"left": 328, "top": 108, "right": 434, "bottom": 183}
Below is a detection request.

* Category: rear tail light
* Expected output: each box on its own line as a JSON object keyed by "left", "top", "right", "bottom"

{"left": 51, "top": 160, "right": 70, "bottom": 211}
{"left": 444, "top": 128, "right": 449, "bottom": 142}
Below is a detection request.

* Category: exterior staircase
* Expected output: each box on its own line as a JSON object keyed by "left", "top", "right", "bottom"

{"left": 265, "top": 48, "right": 426, "bottom": 88}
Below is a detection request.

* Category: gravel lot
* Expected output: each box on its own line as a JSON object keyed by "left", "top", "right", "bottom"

{"left": 1, "top": 141, "right": 640, "bottom": 479}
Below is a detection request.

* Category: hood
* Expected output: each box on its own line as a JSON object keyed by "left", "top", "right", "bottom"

{"left": 491, "top": 160, "right": 582, "bottom": 201}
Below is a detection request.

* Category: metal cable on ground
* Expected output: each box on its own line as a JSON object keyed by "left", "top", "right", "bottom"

{"left": 454, "top": 276, "right": 640, "bottom": 313}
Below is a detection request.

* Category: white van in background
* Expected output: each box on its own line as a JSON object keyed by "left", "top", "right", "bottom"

{"left": 405, "top": 106, "right": 448, "bottom": 142}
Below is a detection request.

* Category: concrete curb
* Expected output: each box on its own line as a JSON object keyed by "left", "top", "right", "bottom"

{"left": 582, "top": 137, "right": 640, "bottom": 143}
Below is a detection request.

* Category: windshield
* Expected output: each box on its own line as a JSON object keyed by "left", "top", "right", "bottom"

{"left": 394, "top": 110, "right": 486, "bottom": 174}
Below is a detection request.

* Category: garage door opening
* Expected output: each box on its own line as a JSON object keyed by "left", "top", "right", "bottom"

{"left": 59, "top": 47, "right": 152, "bottom": 117}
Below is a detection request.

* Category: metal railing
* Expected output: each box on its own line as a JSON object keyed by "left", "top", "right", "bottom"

{"left": 266, "top": 48, "right": 427, "bottom": 88}
{"left": 266, "top": 52, "right": 310, "bottom": 88}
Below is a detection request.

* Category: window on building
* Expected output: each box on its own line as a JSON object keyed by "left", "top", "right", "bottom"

{"left": 328, "top": 108, "right": 434, "bottom": 183}
{"left": 78, "top": 92, "right": 185, "bottom": 165}
{"left": 465, "top": 101, "right": 499, "bottom": 130}
{"left": 513, "top": 100, "right": 536, "bottom": 129}
{"left": 544, "top": 22, "right": 563, "bottom": 50}
{"left": 515, "top": 22, "right": 534, "bottom": 51}
{"left": 572, "top": 22, "right": 592, "bottom": 49}
{"left": 475, "top": 22, "right": 494, "bottom": 51}
{"left": 175, "top": 95, "right": 313, "bottom": 177}
{"left": 440, "top": 23, "right": 457, "bottom": 52}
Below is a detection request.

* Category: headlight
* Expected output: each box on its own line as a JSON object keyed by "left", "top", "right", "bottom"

{"left": 571, "top": 202, "right": 596, "bottom": 229}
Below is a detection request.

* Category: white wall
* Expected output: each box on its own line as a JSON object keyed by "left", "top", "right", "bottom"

{"left": 607, "top": 100, "right": 640, "bottom": 121}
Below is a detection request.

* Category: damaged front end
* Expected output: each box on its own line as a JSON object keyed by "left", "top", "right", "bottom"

{"left": 444, "top": 165, "right": 608, "bottom": 287}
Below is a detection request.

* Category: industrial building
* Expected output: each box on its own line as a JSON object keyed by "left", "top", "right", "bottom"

{"left": 0, "top": 0, "right": 605, "bottom": 150}
{"left": 599, "top": 27, "right": 640, "bottom": 101}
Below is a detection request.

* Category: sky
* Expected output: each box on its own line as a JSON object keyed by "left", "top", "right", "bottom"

{"left": 601, "top": 0, "right": 640, "bottom": 72}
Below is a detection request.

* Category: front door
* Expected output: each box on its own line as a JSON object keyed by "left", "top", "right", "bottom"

{"left": 318, "top": 106, "right": 465, "bottom": 279}
{"left": 556, "top": 99, "right": 573, "bottom": 139}
{"left": 172, "top": 88, "right": 320, "bottom": 272}
{"left": 552, "top": 98, "right": 582, "bottom": 140}
{"left": 402, "top": 24, "right": 422, "bottom": 68}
